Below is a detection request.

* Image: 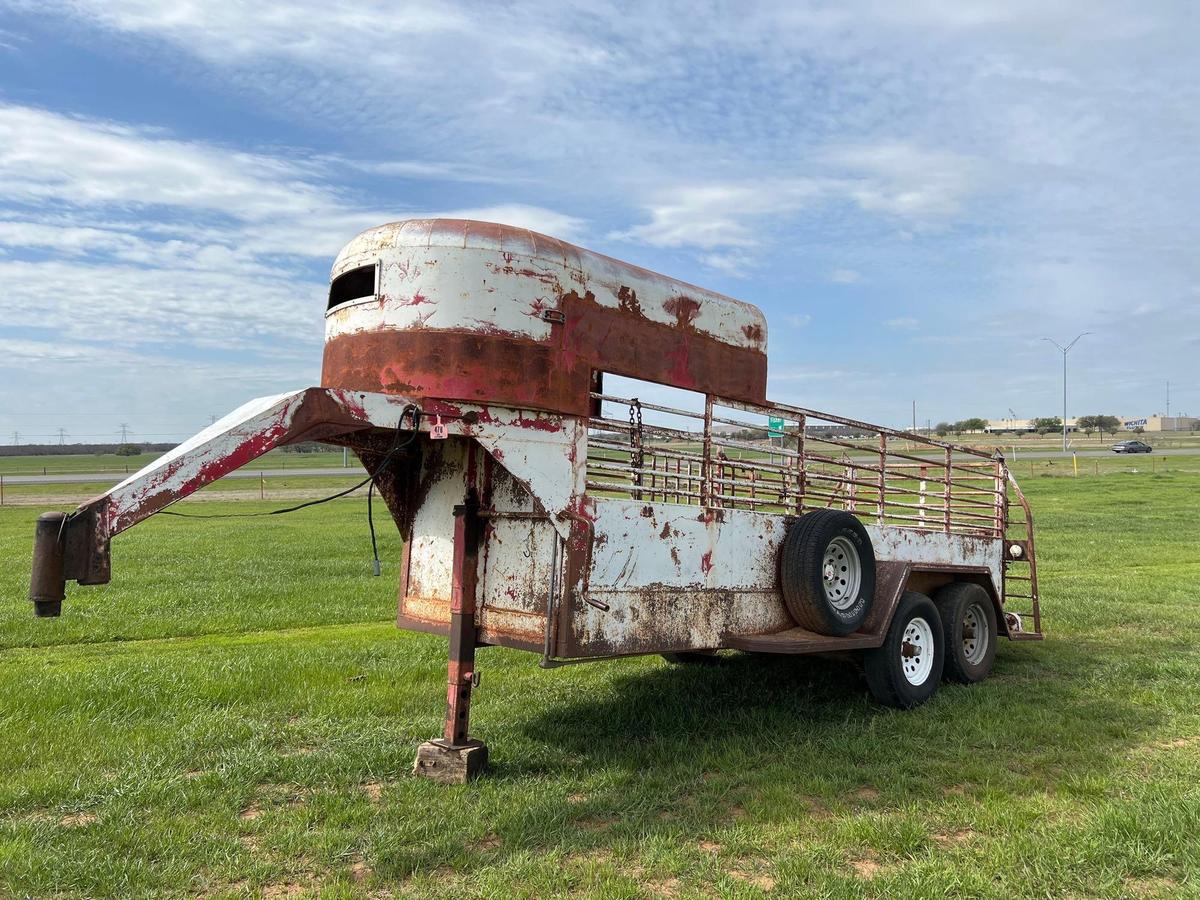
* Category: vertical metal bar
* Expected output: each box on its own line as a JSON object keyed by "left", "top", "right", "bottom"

{"left": 993, "top": 459, "right": 1004, "bottom": 537}
{"left": 541, "top": 532, "right": 561, "bottom": 665}
{"left": 796, "top": 415, "right": 806, "bottom": 515}
{"left": 918, "top": 465, "right": 927, "bottom": 527}
{"left": 701, "top": 395, "right": 714, "bottom": 507}
{"left": 943, "top": 447, "right": 953, "bottom": 533}
{"left": 877, "top": 433, "right": 887, "bottom": 525}
{"left": 444, "top": 491, "right": 482, "bottom": 747}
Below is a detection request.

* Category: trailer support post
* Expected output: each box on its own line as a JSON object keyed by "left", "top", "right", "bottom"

{"left": 414, "top": 491, "right": 488, "bottom": 784}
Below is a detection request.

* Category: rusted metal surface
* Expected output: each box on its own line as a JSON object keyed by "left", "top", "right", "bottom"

{"left": 697, "top": 561, "right": 910, "bottom": 653}
{"left": 444, "top": 494, "right": 482, "bottom": 746}
{"left": 29, "top": 512, "right": 67, "bottom": 617}
{"left": 321, "top": 219, "right": 768, "bottom": 416}
{"left": 34, "top": 218, "right": 1041, "bottom": 681}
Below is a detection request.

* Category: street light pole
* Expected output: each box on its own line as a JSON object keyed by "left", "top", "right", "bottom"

{"left": 1042, "top": 333, "right": 1091, "bottom": 453}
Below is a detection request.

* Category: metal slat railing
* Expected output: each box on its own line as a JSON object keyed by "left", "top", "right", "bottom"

{"left": 585, "top": 392, "right": 1009, "bottom": 538}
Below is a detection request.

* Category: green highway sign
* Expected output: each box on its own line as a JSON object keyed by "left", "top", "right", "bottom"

{"left": 768, "top": 416, "right": 786, "bottom": 438}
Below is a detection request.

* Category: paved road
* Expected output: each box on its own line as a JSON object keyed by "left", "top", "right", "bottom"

{"left": 5, "top": 447, "right": 1196, "bottom": 486}
{"left": 1000, "top": 447, "right": 1198, "bottom": 460}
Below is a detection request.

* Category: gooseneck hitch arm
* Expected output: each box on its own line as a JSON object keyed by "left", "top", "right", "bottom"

{"left": 27, "top": 387, "right": 420, "bottom": 617}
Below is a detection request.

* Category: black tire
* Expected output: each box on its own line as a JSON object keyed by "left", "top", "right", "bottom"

{"left": 933, "top": 582, "right": 997, "bottom": 684}
{"left": 779, "top": 510, "right": 876, "bottom": 636}
{"left": 660, "top": 651, "right": 721, "bottom": 665}
{"left": 864, "top": 591, "right": 943, "bottom": 708}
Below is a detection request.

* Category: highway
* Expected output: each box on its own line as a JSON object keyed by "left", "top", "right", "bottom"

{"left": 4, "top": 447, "right": 1196, "bottom": 486}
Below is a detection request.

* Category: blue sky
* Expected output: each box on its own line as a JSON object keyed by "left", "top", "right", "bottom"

{"left": 1, "top": 1, "right": 1196, "bottom": 443}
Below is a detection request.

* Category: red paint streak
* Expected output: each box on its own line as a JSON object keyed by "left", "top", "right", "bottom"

{"left": 572, "top": 495, "right": 597, "bottom": 523}
{"left": 164, "top": 417, "right": 293, "bottom": 508}
{"left": 663, "top": 343, "right": 693, "bottom": 388}
{"left": 408, "top": 291, "right": 433, "bottom": 306}
{"left": 331, "top": 389, "right": 369, "bottom": 420}
{"left": 663, "top": 295, "right": 701, "bottom": 329}
{"left": 741, "top": 323, "right": 764, "bottom": 344}
{"left": 700, "top": 551, "right": 713, "bottom": 575}
{"left": 516, "top": 413, "right": 563, "bottom": 433}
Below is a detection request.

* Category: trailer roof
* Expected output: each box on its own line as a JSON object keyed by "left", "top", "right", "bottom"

{"left": 332, "top": 218, "right": 768, "bottom": 354}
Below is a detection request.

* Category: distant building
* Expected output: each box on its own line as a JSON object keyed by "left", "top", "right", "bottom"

{"left": 984, "top": 417, "right": 1080, "bottom": 434}
{"left": 983, "top": 414, "right": 1198, "bottom": 434}
{"left": 1128, "top": 415, "right": 1199, "bottom": 432}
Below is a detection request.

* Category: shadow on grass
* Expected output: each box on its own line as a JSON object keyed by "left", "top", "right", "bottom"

{"left": 508, "top": 640, "right": 1158, "bottom": 804}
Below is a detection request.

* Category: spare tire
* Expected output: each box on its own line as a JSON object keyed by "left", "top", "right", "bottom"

{"left": 779, "top": 509, "right": 876, "bottom": 636}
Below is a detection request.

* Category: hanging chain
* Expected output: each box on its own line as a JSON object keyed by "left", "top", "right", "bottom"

{"left": 629, "top": 399, "right": 644, "bottom": 498}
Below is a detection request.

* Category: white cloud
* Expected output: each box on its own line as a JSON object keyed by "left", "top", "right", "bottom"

{"left": 611, "top": 180, "right": 824, "bottom": 251}
{"left": 886, "top": 316, "right": 920, "bottom": 329}
{"left": 0, "top": 1, "right": 1196, "bottom": 428}
{"left": 828, "top": 269, "right": 861, "bottom": 284}
{"left": 432, "top": 204, "right": 587, "bottom": 242}
{"left": 0, "top": 103, "right": 586, "bottom": 422}
{"left": 699, "top": 250, "right": 757, "bottom": 277}
{"left": 828, "top": 142, "right": 979, "bottom": 220}
{"left": 785, "top": 314, "right": 812, "bottom": 328}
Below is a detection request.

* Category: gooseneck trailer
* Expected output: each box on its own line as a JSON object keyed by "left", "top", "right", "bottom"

{"left": 30, "top": 219, "right": 1042, "bottom": 782}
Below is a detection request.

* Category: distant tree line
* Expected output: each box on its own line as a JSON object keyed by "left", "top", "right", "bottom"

{"left": 933, "top": 418, "right": 988, "bottom": 437}
{"left": 930, "top": 414, "right": 1126, "bottom": 439}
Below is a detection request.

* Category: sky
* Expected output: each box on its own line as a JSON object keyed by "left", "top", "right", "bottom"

{"left": 0, "top": 1, "right": 1197, "bottom": 444}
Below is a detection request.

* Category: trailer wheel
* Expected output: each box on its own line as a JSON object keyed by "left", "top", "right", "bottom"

{"left": 660, "top": 651, "right": 721, "bottom": 665}
{"left": 864, "top": 591, "right": 943, "bottom": 708}
{"left": 934, "top": 582, "right": 997, "bottom": 684}
{"left": 779, "top": 510, "right": 876, "bottom": 636}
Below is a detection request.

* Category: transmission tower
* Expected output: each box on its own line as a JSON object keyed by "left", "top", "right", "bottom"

{"left": 119, "top": 423, "right": 130, "bottom": 443}
{"left": 57, "top": 427, "right": 68, "bottom": 445}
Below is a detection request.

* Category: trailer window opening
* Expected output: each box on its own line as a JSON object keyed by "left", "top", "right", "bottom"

{"left": 328, "top": 265, "right": 376, "bottom": 310}
{"left": 592, "top": 374, "right": 706, "bottom": 435}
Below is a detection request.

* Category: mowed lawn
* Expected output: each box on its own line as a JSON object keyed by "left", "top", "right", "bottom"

{"left": 1, "top": 472, "right": 1198, "bottom": 898}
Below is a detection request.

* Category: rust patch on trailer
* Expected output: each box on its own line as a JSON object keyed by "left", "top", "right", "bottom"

{"left": 617, "top": 285, "right": 642, "bottom": 316}
{"left": 323, "top": 288, "right": 767, "bottom": 415}
{"left": 663, "top": 295, "right": 701, "bottom": 329}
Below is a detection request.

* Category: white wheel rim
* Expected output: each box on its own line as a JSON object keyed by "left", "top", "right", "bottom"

{"left": 822, "top": 536, "right": 861, "bottom": 611}
{"left": 900, "top": 616, "right": 935, "bottom": 685}
{"left": 962, "top": 602, "right": 989, "bottom": 665}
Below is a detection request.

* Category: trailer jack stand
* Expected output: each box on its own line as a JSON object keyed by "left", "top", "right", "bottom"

{"left": 414, "top": 496, "right": 489, "bottom": 784}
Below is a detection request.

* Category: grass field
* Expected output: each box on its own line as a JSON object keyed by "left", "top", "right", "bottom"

{"left": 1, "top": 470, "right": 1198, "bottom": 897}
{"left": 0, "top": 450, "right": 358, "bottom": 477}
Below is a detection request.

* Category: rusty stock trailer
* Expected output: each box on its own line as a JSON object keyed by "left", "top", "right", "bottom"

{"left": 30, "top": 219, "right": 1041, "bottom": 783}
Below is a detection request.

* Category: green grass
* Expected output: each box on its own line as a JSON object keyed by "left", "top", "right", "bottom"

{"left": 0, "top": 474, "right": 372, "bottom": 507}
{"left": 1, "top": 472, "right": 1199, "bottom": 897}
{"left": 0, "top": 449, "right": 358, "bottom": 476}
